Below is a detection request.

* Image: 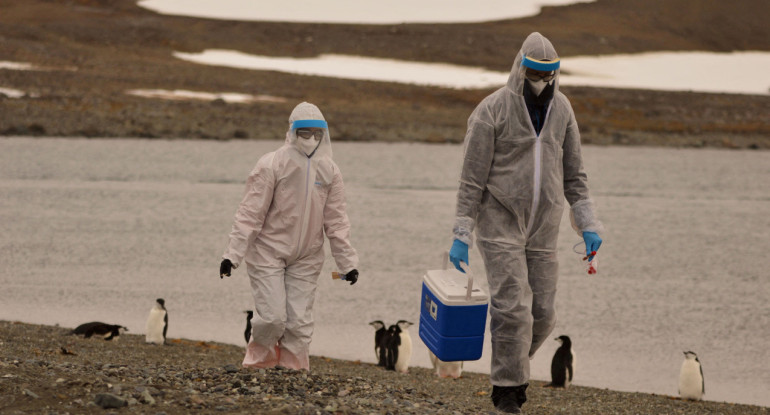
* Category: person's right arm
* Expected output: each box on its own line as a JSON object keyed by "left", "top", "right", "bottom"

{"left": 222, "top": 155, "right": 276, "bottom": 270}
{"left": 454, "top": 103, "right": 496, "bottom": 247}
{"left": 450, "top": 102, "right": 496, "bottom": 271}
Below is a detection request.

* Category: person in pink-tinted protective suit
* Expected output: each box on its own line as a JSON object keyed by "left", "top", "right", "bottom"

{"left": 220, "top": 102, "right": 359, "bottom": 371}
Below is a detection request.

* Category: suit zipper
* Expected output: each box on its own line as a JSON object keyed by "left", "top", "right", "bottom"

{"left": 293, "top": 158, "right": 312, "bottom": 260}
{"left": 525, "top": 101, "right": 553, "bottom": 237}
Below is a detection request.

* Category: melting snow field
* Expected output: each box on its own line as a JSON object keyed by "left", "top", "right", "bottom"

{"left": 137, "top": 0, "right": 596, "bottom": 24}
{"left": 173, "top": 51, "right": 510, "bottom": 89}
{"left": 0, "top": 137, "right": 768, "bottom": 407}
{"left": 4, "top": 51, "right": 769, "bottom": 100}
{"left": 139, "top": 0, "right": 770, "bottom": 95}
{"left": 173, "top": 49, "right": 770, "bottom": 95}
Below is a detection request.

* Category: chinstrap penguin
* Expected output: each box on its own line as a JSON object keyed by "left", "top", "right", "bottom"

{"left": 145, "top": 298, "right": 168, "bottom": 345}
{"left": 429, "top": 350, "right": 463, "bottom": 378}
{"left": 679, "top": 350, "right": 704, "bottom": 400}
{"left": 368, "top": 320, "right": 387, "bottom": 367}
{"left": 384, "top": 323, "right": 399, "bottom": 371}
{"left": 70, "top": 322, "right": 127, "bottom": 341}
{"left": 244, "top": 310, "right": 253, "bottom": 344}
{"left": 546, "top": 335, "right": 574, "bottom": 388}
{"left": 394, "top": 320, "right": 413, "bottom": 373}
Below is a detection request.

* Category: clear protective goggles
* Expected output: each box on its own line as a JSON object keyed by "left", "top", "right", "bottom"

{"left": 296, "top": 128, "right": 324, "bottom": 140}
{"left": 525, "top": 68, "right": 555, "bottom": 82}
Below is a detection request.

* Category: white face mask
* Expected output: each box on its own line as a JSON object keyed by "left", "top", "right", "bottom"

{"left": 527, "top": 79, "right": 550, "bottom": 96}
{"left": 296, "top": 136, "right": 320, "bottom": 156}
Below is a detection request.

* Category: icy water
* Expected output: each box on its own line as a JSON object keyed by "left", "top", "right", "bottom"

{"left": 1, "top": 137, "right": 768, "bottom": 407}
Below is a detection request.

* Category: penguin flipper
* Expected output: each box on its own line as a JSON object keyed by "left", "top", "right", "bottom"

{"left": 163, "top": 313, "right": 168, "bottom": 344}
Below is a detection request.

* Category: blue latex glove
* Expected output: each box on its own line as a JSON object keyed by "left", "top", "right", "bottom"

{"left": 582, "top": 231, "right": 602, "bottom": 261}
{"left": 449, "top": 239, "right": 469, "bottom": 273}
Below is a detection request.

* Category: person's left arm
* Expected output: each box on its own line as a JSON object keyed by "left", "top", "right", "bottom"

{"left": 562, "top": 101, "right": 604, "bottom": 244}
{"left": 323, "top": 164, "right": 359, "bottom": 276}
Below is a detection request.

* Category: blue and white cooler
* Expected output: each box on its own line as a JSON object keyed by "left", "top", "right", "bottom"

{"left": 419, "top": 265, "right": 489, "bottom": 361}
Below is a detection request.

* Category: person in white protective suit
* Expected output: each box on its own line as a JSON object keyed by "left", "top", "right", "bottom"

{"left": 219, "top": 102, "right": 359, "bottom": 371}
{"left": 448, "top": 33, "right": 603, "bottom": 414}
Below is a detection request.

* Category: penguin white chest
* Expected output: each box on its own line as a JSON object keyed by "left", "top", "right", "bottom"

{"left": 145, "top": 307, "right": 166, "bottom": 344}
{"left": 679, "top": 359, "right": 704, "bottom": 400}
{"left": 395, "top": 330, "right": 412, "bottom": 373}
{"left": 435, "top": 358, "right": 463, "bottom": 378}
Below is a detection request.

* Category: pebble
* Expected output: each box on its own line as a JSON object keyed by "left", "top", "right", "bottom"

{"left": 140, "top": 389, "right": 156, "bottom": 405}
{"left": 22, "top": 388, "right": 39, "bottom": 399}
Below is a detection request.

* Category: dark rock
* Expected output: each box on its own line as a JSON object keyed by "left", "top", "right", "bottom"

{"left": 94, "top": 392, "right": 128, "bottom": 408}
{"left": 237, "top": 387, "right": 254, "bottom": 395}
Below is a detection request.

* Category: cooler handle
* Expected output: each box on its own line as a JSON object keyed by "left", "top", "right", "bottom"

{"left": 458, "top": 262, "right": 474, "bottom": 301}
{"left": 442, "top": 251, "right": 449, "bottom": 270}
{"left": 443, "top": 251, "right": 475, "bottom": 300}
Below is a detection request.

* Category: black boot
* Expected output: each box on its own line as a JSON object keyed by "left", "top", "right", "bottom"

{"left": 491, "top": 384, "right": 528, "bottom": 414}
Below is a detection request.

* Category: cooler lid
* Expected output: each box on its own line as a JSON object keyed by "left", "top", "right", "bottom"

{"left": 423, "top": 269, "right": 488, "bottom": 305}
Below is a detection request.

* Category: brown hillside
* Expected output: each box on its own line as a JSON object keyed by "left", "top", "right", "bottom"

{"left": 0, "top": 0, "right": 768, "bottom": 148}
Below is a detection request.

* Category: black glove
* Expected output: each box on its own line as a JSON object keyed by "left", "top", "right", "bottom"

{"left": 343, "top": 269, "right": 358, "bottom": 285}
{"left": 220, "top": 259, "right": 233, "bottom": 279}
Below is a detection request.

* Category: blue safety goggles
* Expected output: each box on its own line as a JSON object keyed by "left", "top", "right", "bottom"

{"left": 291, "top": 119, "right": 328, "bottom": 130}
{"left": 521, "top": 55, "right": 561, "bottom": 72}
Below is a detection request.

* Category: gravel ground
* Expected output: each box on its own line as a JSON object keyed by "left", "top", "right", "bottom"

{"left": 1, "top": 321, "right": 767, "bottom": 414}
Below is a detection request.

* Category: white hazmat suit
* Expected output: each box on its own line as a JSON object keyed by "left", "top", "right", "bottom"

{"left": 223, "top": 102, "right": 358, "bottom": 370}
{"left": 453, "top": 33, "right": 603, "bottom": 387}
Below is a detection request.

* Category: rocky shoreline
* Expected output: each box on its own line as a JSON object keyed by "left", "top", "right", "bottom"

{"left": 1, "top": 321, "right": 766, "bottom": 414}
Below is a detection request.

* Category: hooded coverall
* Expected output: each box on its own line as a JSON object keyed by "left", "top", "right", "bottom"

{"left": 223, "top": 102, "right": 358, "bottom": 370}
{"left": 453, "top": 33, "right": 603, "bottom": 386}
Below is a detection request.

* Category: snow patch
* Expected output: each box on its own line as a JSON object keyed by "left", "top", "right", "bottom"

{"left": 0, "top": 87, "right": 40, "bottom": 99}
{"left": 125, "top": 88, "right": 286, "bottom": 103}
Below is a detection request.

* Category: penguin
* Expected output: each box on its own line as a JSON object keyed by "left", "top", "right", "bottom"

{"left": 429, "top": 350, "right": 463, "bottom": 378}
{"left": 145, "top": 298, "right": 168, "bottom": 345}
{"left": 394, "top": 320, "right": 413, "bottom": 374}
{"left": 368, "top": 320, "right": 388, "bottom": 367}
{"left": 546, "top": 335, "right": 574, "bottom": 388}
{"left": 679, "top": 351, "right": 705, "bottom": 400}
{"left": 244, "top": 310, "right": 253, "bottom": 344}
{"left": 70, "top": 322, "right": 127, "bottom": 341}
{"left": 384, "top": 323, "right": 399, "bottom": 371}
